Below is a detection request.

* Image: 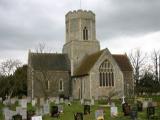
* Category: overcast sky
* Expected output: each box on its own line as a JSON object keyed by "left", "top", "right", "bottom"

{"left": 0, "top": 0, "right": 160, "bottom": 63}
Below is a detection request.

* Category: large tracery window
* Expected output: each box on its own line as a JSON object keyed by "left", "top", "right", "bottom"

{"left": 99, "top": 60, "right": 114, "bottom": 87}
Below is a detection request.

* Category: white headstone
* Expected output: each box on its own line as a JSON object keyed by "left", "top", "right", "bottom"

{"left": 32, "top": 116, "right": 42, "bottom": 120}
{"left": 122, "top": 96, "right": 125, "bottom": 104}
{"left": 111, "top": 107, "right": 118, "bottom": 117}
{"left": 11, "top": 98, "right": 17, "bottom": 104}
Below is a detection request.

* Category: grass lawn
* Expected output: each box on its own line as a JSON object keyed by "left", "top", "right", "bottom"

{"left": 0, "top": 96, "right": 160, "bottom": 120}
{"left": 41, "top": 100, "right": 160, "bottom": 120}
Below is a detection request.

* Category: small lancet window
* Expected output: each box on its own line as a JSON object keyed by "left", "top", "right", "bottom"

{"left": 83, "top": 27, "right": 88, "bottom": 40}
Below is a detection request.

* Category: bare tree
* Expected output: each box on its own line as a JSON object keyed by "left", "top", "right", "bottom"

{"left": 0, "top": 59, "right": 21, "bottom": 76}
{"left": 129, "top": 49, "right": 147, "bottom": 86}
{"left": 151, "top": 50, "right": 160, "bottom": 81}
{"left": 0, "top": 59, "right": 22, "bottom": 99}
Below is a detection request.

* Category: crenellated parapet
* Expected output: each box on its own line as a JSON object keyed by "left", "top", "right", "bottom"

{"left": 65, "top": 9, "right": 95, "bottom": 22}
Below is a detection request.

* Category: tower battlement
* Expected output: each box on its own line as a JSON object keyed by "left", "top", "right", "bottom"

{"left": 66, "top": 9, "right": 95, "bottom": 22}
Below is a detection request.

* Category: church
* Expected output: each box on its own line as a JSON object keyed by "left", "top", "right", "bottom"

{"left": 27, "top": 10, "right": 134, "bottom": 100}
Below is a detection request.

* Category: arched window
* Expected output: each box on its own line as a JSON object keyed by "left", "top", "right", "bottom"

{"left": 99, "top": 60, "right": 114, "bottom": 87}
{"left": 83, "top": 27, "right": 88, "bottom": 40}
{"left": 59, "top": 79, "right": 63, "bottom": 91}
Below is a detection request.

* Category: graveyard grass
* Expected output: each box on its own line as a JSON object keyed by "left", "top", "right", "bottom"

{"left": 0, "top": 96, "right": 160, "bottom": 120}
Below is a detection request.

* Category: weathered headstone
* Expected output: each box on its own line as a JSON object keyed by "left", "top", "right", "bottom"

{"left": 74, "top": 112, "right": 83, "bottom": 120}
{"left": 32, "top": 116, "right": 42, "bottom": 120}
{"left": 137, "top": 101, "right": 143, "bottom": 112}
{"left": 40, "top": 98, "right": 45, "bottom": 106}
{"left": 16, "top": 107, "right": 27, "bottom": 119}
{"left": 58, "top": 105, "right": 63, "bottom": 113}
{"left": 84, "top": 105, "right": 90, "bottom": 115}
{"left": 95, "top": 109, "right": 104, "bottom": 120}
{"left": 0, "top": 97, "right": 2, "bottom": 103}
{"left": 11, "top": 98, "right": 17, "bottom": 104}
{"left": 80, "top": 99, "right": 84, "bottom": 105}
{"left": 19, "top": 99, "right": 27, "bottom": 108}
{"left": 69, "top": 97, "right": 73, "bottom": 102}
{"left": 32, "top": 99, "right": 36, "bottom": 106}
{"left": 147, "top": 106, "right": 155, "bottom": 119}
{"left": 111, "top": 107, "right": 118, "bottom": 117}
{"left": 130, "top": 110, "right": 137, "bottom": 120}
{"left": 55, "top": 97, "right": 59, "bottom": 105}
{"left": 91, "top": 99, "right": 95, "bottom": 105}
{"left": 143, "top": 101, "right": 148, "bottom": 108}
{"left": 60, "top": 98, "right": 64, "bottom": 103}
{"left": 43, "top": 103, "right": 50, "bottom": 114}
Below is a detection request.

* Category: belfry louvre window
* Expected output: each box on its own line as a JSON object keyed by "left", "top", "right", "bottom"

{"left": 83, "top": 27, "right": 88, "bottom": 40}
{"left": 99, "top": 60, "right": 114, "bottom": 87}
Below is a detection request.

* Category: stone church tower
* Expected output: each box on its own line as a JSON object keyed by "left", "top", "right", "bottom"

{"left": 63, "top": 10, "right": 100, "bottom": 75}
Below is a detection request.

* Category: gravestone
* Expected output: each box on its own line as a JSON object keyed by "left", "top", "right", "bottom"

{"left": 69, "top": 97, "right": 73, "bottom": 102}
{"left": 60, "top": 98, "right": 64, "bottom": 103}
{"left": 58, "top": 105, "right": 63, "bottom": 113}
{"left": 147, "top": 106, "right": 155, "bottom": 119}
{"left": 74, "top": 112, "right": 83, "bottom": 120}
{"left": 91, "top": 99, "right": 95, "bottom": 105}
{"left": 137, "top": 101, "right": 143, "bottom": 112}
{"left": 122, "top": 103, "right": 131, "bottom": 116}
{"left": 0, "top": 97, "right": 2, "bottom": 103}
{"left": 80, "top": 99, "right": 84, "bottom": 105}
{"left": 16, "top": 107, "right": 27, "bottom": 119}
{"left": 95, "top": 109, "right": 104, "bottom": 120}
{"left": 3, "top": 107, "right": 10, "bottom": 120}
{"left": 27, "top": 97, "right": 32, "bottom": 103}
{"left": 11, "top": 98, "right": 17, "bottom": 104}
{"left": 32, "top": 99, "right": 36, "bottom": 106}
{"left": 55, "top": 97, "right": 59, "bottom": 104}
{"left": 40, "top": 98, "right": 45, "bottom": 106}
{"left": 12, "top": 114, "right": 22, "bottom": 120}
{"left": 143, "top": 101, "right": 148, "bottom": 108}
{"left": 84, "top": 105, "right": 90, "bottom": 115}
{"left": 111, "top": 107, "right": 118, "bottom": 117}
{"left": 121, "top": 96, "right": 125, "bottom": 104}
{"left": 19, "top": 99, "right": 27, "bottom": 108}
{"left": 43, "top": 103, "right": 50, "bottom": 115}
{"left": 130, "top": 110, "right": 137, "bottom": 120}
{"left": 31, "top": 116, "right": 42, "bottom": 120}
{"left": 50, "top": 106, "right": 59, "bottom": 118}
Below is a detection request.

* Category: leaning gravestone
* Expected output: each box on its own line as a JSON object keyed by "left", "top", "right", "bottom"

{"left": 43, "top": 103, "right": 50, "bottom": 115}
{"left": 111, "top": 107, "right": 118, "bottom": 117}
{"left": 32, "top": 116, "right": 42, "bottom": 120}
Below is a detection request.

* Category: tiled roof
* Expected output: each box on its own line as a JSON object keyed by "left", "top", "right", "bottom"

{"left": 73, "top": 50, "right": 104, "bottom": 76}
{"left": 30, "top": 53, "right": 70, "bottom": 71}
{"left": 74, "top": 51, "right": 133, "bottom": 76}
{"left": 112, "top": 54, "right": 133, "bottom": 71}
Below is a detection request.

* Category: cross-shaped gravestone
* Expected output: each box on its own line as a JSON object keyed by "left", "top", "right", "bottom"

{"left": 122, "top": 96, "right": 125, "bottom": 104}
